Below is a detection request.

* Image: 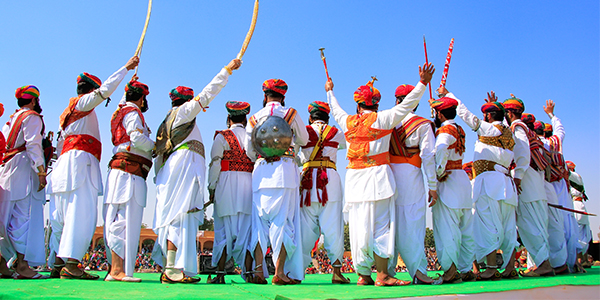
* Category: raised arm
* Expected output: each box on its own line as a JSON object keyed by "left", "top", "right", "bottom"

{"left": 325, "top": 79, "right": 349, "bottom": 132}
{"left": 544, "top": 100, "right": 565, "bottom": 143}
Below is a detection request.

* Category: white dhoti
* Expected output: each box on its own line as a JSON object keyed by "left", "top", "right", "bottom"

{"left": 472, "top": 195, "right": 517, "bottom": 269}
{"left": 211, "top": 213, "right": 252, "bottom": 272}
{"left": 347, "top": 198, "right": 395, "bottom": 276}
{"left": 251, "top": 187, "right": 304, "bottom": 280}
{"left": 395, "top": 200, "right": 427, "bottom": 278}
{"left": 545, "top": 181, "right": 567, "bottom": 268}
{"left": 103, "top": 169, "right": 147, "bottom": 277}
{"left": 152, "top": 149, "right": 204, "bottom": 276}
{"left": 432, "top": 201, "right": 475, "bottom": 273}
{"left": 573, "top": 201, "right": 592, "bottom": 255}
{"left": 300, "top": 200, "right": 344, "bottom": 268}
{"left": 0, "top": 195, "right": 46, "bottom": 266}
{"left": 552, "top": 180, "right": 580, "bottom": 270}
{"left": 516, "top": 200, "right": 550, "bottom": 266}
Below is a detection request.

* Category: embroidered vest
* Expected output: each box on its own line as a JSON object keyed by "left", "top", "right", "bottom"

{"left": 436, "top": 123, "right": 466, "bottom": 155}
{"left": 478, "top": 124, "right": 515, "bottom": 151}
{"left": 510, "top": 122, "right": 550, "bottom": 172}
{"left": 345, "top": 112, "right": 392, "bottom": 169}
{"left": 111, "top": 104, "right": 146, "bottom": 146}
{"left": 155, "top": 107, "right": 196, "bottom": 160}
{"left": 3, "top": 109, "right": 45, "bottom": 164}
{"left": 300, "top": 124, "right": 339, "bottom": 207}
{"left": 59, "top": 95, "right": 94, "bottom": 130}
{"left": 215, "top": 129, "right": 254, "bottom": 173}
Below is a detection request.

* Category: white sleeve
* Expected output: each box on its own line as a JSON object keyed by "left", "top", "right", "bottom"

{"left": 245, "top": 122, "right": 258, "bottom": 162}
{"left": 512, "top": 125, "right": 530, "bottom": 180}
{"left": 419, "top": 124, "right": 437, "bottom": 190}
{"left": 450, "top": 93, "right": 500, "bottom": 137}
{"left": 22, "top": 115, "right": 45, "bottom": 171}
{"left": 208, "top": 133, "right": 226, "bottom": 190}
{"left": 550, "top": 115, "right": 565, "bottom": 143}
{"left": 377, "top": 82, "right": 425, "bottom": 129}
{"left": 291, "top": 113, "right": 309, "bottom": 148}
{"left": 175, "top": 68, "right": 230, "bottom": 126}
{"left": 123, "top": 111, "right": 155, "bottom": 152}
{"left": 327, "top": 90, "right": 349, "bottom": 132}
{"left": 434, "top": 133, "right": 456, "bottom": 177}
{"left": 334, "top": 127, "right": 347, "bottom": 150}
{"left": 76, "top": 66, "right": 128, "bottom": 111}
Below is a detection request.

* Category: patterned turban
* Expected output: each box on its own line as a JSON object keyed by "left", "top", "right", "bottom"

{"left": 170, "top": 86, "right": 194, "bottom": 102}
{"left": 262, "top": 79, "right": 288, "bottom": 96}
{"left": 15, "top": 85, "right": 40, "bottom": 100}
{"left": 431, "top": 97, "right": 458, "bottom": 111}
{"left": 308, "top": 101, "right": 330, "bottom": 115}
{"left": 544, "top": 123, "right": 553, "bottom": 132}
{"left": 125, "top": 81, "right": 149, "bottom": 96}
{"left": 77, "top": 73, "right": 101, "bottom": 89}
{"left": 226, "top": 101, "right": 251, "bottom": 116}
{"left": 566, "top": 161, "right": 575, "bottom": 172}
{"left": 395, "top": 84, "right": 415, "bottom": 97}
{"left": 354, "top": 81, "right": 381, "bottom": 106}
{"left": 462, "top": 161, "right": 473, "bottom": 175}
{"left": 481, "top": 101, "right": 505, "bottom": 113}
{"left": 503, "top": 96, "right": 525, "bottom": 113}
{"left": 521, "top": 113, "right": 536, "bottom": 124}
{"left": 534, "top": 121, "right": 545, "bottom": 131}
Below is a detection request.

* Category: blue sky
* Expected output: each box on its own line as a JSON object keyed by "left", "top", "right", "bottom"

{"left": 1, "top": 1, "right": 598, "bottom": 238}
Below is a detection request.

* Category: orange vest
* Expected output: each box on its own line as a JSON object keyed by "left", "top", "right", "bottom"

{"left": 59, "top": 95, "right": 94, "bottom": 130}
{"left": 345, "top": 113, "right": 392, "bottom": 169}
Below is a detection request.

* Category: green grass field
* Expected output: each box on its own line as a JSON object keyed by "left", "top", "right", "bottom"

{"left": 0, "top": 268, "right": 597, "bottom": 300}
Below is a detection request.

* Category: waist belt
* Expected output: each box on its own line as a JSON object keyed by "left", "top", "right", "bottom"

{"left": 174, "top": 140, "right": 205, "bottom": 158}
{"left": 445, "top": 160, "right": 463, "bottom": 170}
{"left": 302, "top": 158, "right": 337, "bottom": 171}
{"left": 390, "top": 153, "right": 421, "bottom": 168}
{"left": 260, "top": 155, "right": 294, "bottom": 163}
{"left": 61, "top": 134, "right": 102, "bottom": 162}
{"left": 221, "top": 159, "right": 254, "bottom": 172}
{"left": 109, "top": 152, "right": 153, "bottom": 180}
{"left": 473, "top": 159, "right": 509, "bottom": 178}
{"left": 2, "top": 145, "right": 26, "bottom": 164}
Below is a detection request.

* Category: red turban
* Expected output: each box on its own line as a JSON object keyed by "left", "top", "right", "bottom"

{"left": 566, "top": 161, "right": 575, "bottom": 171}
{"left": 395, "top": 84, "right": 415, "bottom": 97}
{"left": 481, "top": 102, "right": 505, "bottom": 113}
{"left": 354, "top": 81, "right": 381, "bottom": 106}
{"left": 170, "top": 86, "right": 194, "bottom": 102}
{"left": 308, "top": 101, "right": 330, "bottom": 114}
{"left": 431, "top": 97, "right": 458, "bottom": 111}
{"left": 15, "top": 85, "right": 40, "bottom": 100}
{"left": 77, "top": 73, "right": 102, "bottom": 89}
{"left": 521, "top": 113, "right": 535, "bottom": 124}
{"left": 125, "top": 81, "right": 149, "bottom": 96}
{"left": 534, "top": 121, "right": 545, "bottom": 131}
{"left": 544, "top": 123, "right": 553, "bottom": 132}
{"left": 262, "top": 79, "right": 288, "bottom": 96}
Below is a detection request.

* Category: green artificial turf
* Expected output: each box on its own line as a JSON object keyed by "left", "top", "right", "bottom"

{"left": 0, "top": 268, "right": 598, "bottom": 300}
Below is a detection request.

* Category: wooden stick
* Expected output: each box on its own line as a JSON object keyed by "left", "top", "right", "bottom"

{"left": 237, "top": 0, "right": 259, "bottom": 60}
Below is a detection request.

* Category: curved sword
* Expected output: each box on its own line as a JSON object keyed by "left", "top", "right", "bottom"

{"left": 135, "top": 0, "right": 153, "bottom": 58}
{"left": 237, "top": 0, "right": 259, "bottom": 60}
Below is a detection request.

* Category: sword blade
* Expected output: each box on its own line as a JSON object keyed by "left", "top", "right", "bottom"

{"left": 548, "top": 203, "right": 596, "bottom": 216}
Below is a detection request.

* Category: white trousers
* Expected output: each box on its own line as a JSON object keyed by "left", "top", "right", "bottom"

{"left": 432, "top": 201, "right": 475, "bottom": 273}
{"left": 152, "top": 212, "right": 201, "bottom": 276}
{"left": 576, "top": 223, "right": 592, "bottom": 255}
{"left": 547, "top": 205, "right": 568, "bottom": 268}
{"left": 552, "top": 180, "right": 580, "bottom": 271}
{"left": 472, "top": 195, "right": 517, "bottom": 269}
{"left": 516, "top": 200, "right": 550, "bottom": 266}
{"left": 348, "top": 198, "right": 395, "bottom": 276}
{"left": 0, "top": 195, "right": 45, "bottom": 266}
{"left": 48, "top": 179, "right": 98, "bottom": 265}
{"left": 300, "top": 201, "right": 344, "bottom": 269}
{"left": 212, "top": 212, "right": 252, "bottom": 276}
{"left": 395, "top": 200, "right": 428, "bottom": 278}
{"left": 251, "top": 188, "right": 304, "bottom": 281}
{"left": 103, "top": 200, "right": 144, "bottom": 277}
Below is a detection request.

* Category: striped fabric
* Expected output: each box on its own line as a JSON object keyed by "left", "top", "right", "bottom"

{"left": 389, "top": 116, "right": 433, "bottom": 157}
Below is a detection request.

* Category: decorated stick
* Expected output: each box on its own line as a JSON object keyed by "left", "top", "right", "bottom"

{"left": 319, "top": 48, "right": 330, "bottom": 81}
{"left": 423, "top": 35, "right": 434, "bottom": 117}
{"left": 133, "top": 0, "right": 153, "bottom": 76}
{"left": 440, "top": 38, "right": 454, "bottom": 88}
{"left": 237, "top": 0, "right": 259, "bottom": 60}
{"left": 548, "top": 203, "right": 596, "bottom": 216}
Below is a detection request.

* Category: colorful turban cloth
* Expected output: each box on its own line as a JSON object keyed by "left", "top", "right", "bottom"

{"left": 77, "top": 73, "right": 102, "bottom": 89}
{"left": 308, "top": 101, "right": 330, "bottom": 115}
{"left": 544, "top": 123, "right": 552, "bottom": 132}
{"left": 521, "top": 113, "right": 536, "bottom": 124}
{"left": 354, "top": 81, "right": 381, "bottom": 106}
{"left": 503, "top": 97, "right": 525, "bottom": 112}
{"left": 170, "top": 86, "right": 194, "bottom": 102}
{"left": 262, "top": 79, "right": 288, "bottom": 96}
{"left": 431, "top": 97, "right": 458, "bottom": 111}
{"left": 125, "top": 80, "right": 149, "bottom": 96}
{"left": 15, "top": 85, "right": 40, "bottom": 100}
{"left": 0, "top": 103, "right": 4, "bottom": 118}
{"left": 534, "top": 121, "right": 545, "bottom": 131}
{"left": 566, "top": 161, "right": 575, "bottom": 172}
{"left": 226, "top": 101, "right": 251, "bottom": 116}
{"left": 481, "top": 101, "right": 505, "bottom": 113}
{"left": 395, "top": 84, "right": 415, "bottom": 97}
{"left": 462, "top": 161, "right": 473, "bottom": 175}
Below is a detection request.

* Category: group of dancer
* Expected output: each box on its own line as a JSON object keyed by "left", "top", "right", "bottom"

{"left": 0, "top": 52, "right": 592, "bottom": 287}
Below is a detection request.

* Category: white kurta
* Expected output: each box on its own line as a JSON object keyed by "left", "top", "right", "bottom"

{"left": 246, "top": 102, "right": 309, "bottom": 281}
{"left": 390, "top": 112, "right": 436, "bottom": 279}
{"left": 104, "top": 101, "right": 154, "bottom": 277}
{"left": 453, "top": 93, "right": 517, "bottom": 269}
{"left": 152, "top": 68, "right": 230, "bottom": 276}
{"left": 328, "top": 82, "right": 424, "bottom": 276}
{"left": 545, "top": 181, "right": 567, "bottom": 268}
{"left": 510, "top": 120, "right": 549, "bottom": 267}
{"left": 569, "top": 171, "right": 591, "bottom": 254}
{"left": 0, "top": 109, "right": 46, "bottom": 266}
{"left": 297, "top": 121, "right": 346, "bottom": 269}
{"left": 432, "top": 120, "right": 474, "bottom": 273}
{"left": 208, "top": 124, "right": 253, "bottom": 277}
{"left": 47, "top": 66, "right": 128, "bottom": 265}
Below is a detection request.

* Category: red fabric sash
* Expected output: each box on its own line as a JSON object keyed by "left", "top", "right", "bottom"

{"left": 61, "top": 134, "right": 102, "bottom": 162}
{"left": 3, "top": 110, "right": 42, "bottom": 164}
{"left": 216, "top": 130, "right": 254, "bottom": 173}
{"left": 59, "top": 95, "right": 93, "bottom": 130}
{"left": 390, "top": 115, "right": 433, "bottom": 158}
{"left": 300, "top": 125, "right": 338, "bottom": 207}
{"left": 510, "top": 122, "right": 550, "bottom": 172}
{"left": 111, "top": 104, "right": 145, "bottom": 146}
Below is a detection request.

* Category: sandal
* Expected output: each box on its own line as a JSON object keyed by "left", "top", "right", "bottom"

{"left": 332, "top": 273, "right": 351, "bottom": 284}
{"left": 13, "top": 272, "right": 49, "bottom": 280}
{"left": 461, "top": 270, "right": 477, "bottom": 282}
{"left": 357, "top": 276, "right": 374, "bottom": 286}
{"left": 375, "top": 276, "right": 410, "bottom": 286}
{"left": 501, "top": 269, "right": 519, "bottom": 279}
{"left": 272, "top": 274, "right": 294, "bottom": 286}
{"left": 208, "top": 271, "right": 226, "bottom": 284}
{"left": 443, "top": 271, "right": 463, "bottom": 284}
{"left": 553, "top": 264, "right": 569, "bottom": 275}
{"left": 477, "top": 269, "right": 501, "bottom": 281}
{"left": 413, "top": 274, "right": 443, "bottom": 285}
{"left": 59, "top": 268, "right": 99, "bottom": 280}
{"left": 160, "top": 272, "right": 201, "bottom": 284}
{"left": 50, "top": 264, "right": 64, "bottom": 279}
